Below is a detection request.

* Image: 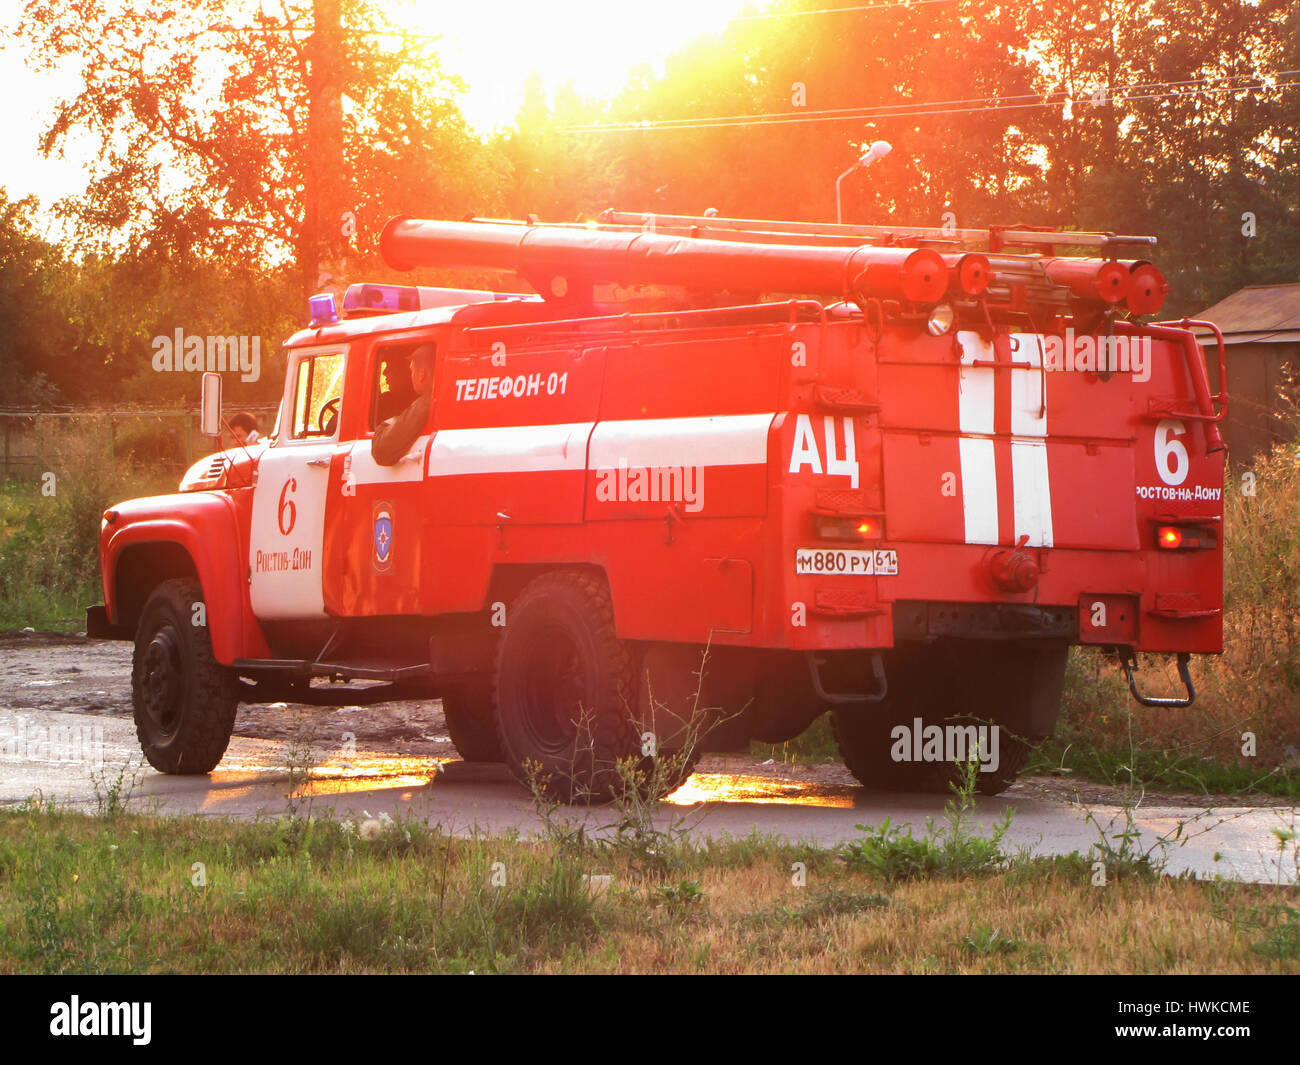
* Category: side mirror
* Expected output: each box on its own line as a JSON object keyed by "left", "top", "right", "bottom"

{"left": 200, "top": 372, "right": 222, "bottom": 438}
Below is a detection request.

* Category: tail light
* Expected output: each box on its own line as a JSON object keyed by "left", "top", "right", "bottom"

{"left": 1155, "top": 524, "right": 1218, "bottom": 550}
{"left": 814, "top": 514, "right": 883, "bottom": 541}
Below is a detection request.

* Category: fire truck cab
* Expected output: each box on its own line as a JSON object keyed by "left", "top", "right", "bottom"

{"left": 91, "top": 211, "right": 1228, "bottom": 801}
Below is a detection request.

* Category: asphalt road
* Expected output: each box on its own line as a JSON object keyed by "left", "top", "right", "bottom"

{"left": 2, "top": 700, "right": 1296, "bottom": 885}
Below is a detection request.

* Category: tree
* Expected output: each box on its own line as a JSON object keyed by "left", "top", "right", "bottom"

{"left": 1019, "top": 0, "right": 1300, "bottom": 313}
{"left": 17, "top": 0, "right": 506, "bottom": 294}
{"left": 0, "top": 190, "right": 105, "bottom": 406}
{"left": 515, "top": 0, "right": 1297, "bottom": 314}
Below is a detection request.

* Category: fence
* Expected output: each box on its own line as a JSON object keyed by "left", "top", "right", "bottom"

{"left": 0, "top": 408, "right": 280, "bottom": 483}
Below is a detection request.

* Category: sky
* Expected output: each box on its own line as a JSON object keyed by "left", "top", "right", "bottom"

{"left": 0, "top": 8, "right": 91, "bottom": 219}
{"left": 390, "top": 0, "right": 753, "bottom": 131}
{"left": 0, "top": 0, "right": 760, "bottom": 230}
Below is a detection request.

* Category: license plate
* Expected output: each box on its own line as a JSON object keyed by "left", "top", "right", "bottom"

{"left": 795, "top": 548, "right": 898, "bottom": 576}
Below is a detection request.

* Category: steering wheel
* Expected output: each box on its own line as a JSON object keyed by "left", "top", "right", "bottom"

{"left": 317, "top": 397, "right": 340, "bottom": 434}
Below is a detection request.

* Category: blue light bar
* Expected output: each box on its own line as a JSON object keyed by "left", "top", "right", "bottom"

{"left": 309, "top": 292, "right": 339, "bottom": 327}
{"left": 342, "top": 283, "right": 420, "bottom": 315}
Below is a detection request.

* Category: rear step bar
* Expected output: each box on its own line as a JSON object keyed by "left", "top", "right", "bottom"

{"left": 807, "top": 651, "right": 888, "bottom": 705}
{"left": 1121, "top": 651, "right": 1196, "bottom": 708}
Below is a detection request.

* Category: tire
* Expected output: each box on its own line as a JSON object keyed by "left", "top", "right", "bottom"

{"left": 440, "top": 679, "right": 502, "bottom": 762}
{"left": 832, "top": 642, "right": 1065, "bottom": 796}
{"left": 131, "top": 578, "right": 239, "bottom": 774}
{"left": 833, "top": 710, "right": 1034, "bottom": 796}
{"left": 493, "top": 571, "right": 698, "bottom": 803}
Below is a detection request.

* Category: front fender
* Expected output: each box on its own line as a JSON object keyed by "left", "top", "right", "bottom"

{"left": 101, "top": 492, "right": 270, "bottom": 664}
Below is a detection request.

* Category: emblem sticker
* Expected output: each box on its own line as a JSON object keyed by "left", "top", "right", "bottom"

{"left": 373, "top": 502, "right": 394, "bottom": 573}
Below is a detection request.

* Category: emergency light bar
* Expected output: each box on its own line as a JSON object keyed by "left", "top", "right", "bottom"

{"left": 340, "top": 283, "right": 543, "bottom": 318}
{"left": 308, "top": 292, "right": 339, "bottom": 327}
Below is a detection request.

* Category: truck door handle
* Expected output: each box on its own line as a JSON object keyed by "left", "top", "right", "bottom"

{"left": 307, "top": 458, "right": 330, "bottom": 467}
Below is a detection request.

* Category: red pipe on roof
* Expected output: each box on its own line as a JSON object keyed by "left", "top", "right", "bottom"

{"left": 380, "top": 216, "right": 952, "bottom": 304}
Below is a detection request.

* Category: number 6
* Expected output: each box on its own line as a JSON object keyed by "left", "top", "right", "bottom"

{"left": 1154, "top": 419, "right": 1189, "bottom": 486}
{"left": 277, "top": 476, "right": 298, "bottom": 535}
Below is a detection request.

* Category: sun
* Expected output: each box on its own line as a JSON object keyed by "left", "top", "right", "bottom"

{"left": 383, "top": 0, "right": 758, "bottom": 131}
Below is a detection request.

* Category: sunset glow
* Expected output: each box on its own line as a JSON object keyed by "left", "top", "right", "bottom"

{"left": 388, "top": 0, "right": 757, "bottom": 130}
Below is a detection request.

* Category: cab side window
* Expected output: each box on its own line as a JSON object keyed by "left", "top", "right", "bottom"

{"left": 370, "top": 343, "right": 420, "bottom": 431}
{"left": 291, "top": 351, "right": 346, "bottom": 439}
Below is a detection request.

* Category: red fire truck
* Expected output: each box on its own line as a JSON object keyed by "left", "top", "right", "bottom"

{"left": 89, "top": 211, "right": 1228, "bottom": 800}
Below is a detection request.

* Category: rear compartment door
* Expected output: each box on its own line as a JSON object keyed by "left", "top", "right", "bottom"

{"left": 879, "top": 329, "right": 1141, "bottom": 551}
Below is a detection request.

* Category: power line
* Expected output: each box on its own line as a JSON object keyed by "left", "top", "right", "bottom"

{"left": 731, "top": 0, "right": 961, "bottom": 19}
{"left": 561, "top": 73, "right": 1300, "bottom": 133}
{"left": 199, "top": 0, "right": 963, "bottom": 38}
{"left": 565, "top": 71, "right": 1298, "bottom": 131}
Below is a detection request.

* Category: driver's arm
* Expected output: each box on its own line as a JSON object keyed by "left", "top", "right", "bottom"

{"left": 371, "top": 392, "right": 432, "bottom": 466}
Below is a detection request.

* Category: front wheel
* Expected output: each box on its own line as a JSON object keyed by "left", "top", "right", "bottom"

{"left": 131, "top": 578, "right": 239, "bottom": 774}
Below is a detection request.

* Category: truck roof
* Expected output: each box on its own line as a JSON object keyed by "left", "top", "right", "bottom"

{"left": 284, "top": 292, "right": 544, "bottom": 349}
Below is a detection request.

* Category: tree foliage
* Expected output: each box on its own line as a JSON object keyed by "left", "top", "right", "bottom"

{"left": 9, "top": 0, "right": 1300, "bottom": 408}
{"left": 0, "top": 191, "right": 94, "bottom": 406}
{"left": 18, "top": 0, "right": 505, "bottom": 286}
{"left": 507, "top": 0, "right": 1299, "bottom": 314}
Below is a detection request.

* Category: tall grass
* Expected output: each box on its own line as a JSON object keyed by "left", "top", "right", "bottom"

{"left": 0, "top": 424, "right": 175, "bottom": 629}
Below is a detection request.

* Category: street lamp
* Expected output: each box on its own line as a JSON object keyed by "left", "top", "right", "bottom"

{"left": 836, "top": 140, "right": 892, "bottom": 224}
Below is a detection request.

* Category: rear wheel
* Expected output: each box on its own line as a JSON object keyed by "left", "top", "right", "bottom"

{"left": 440, "top": 679, "right": 502, "bottom": 762}
{"left": 832, "top": 641, "right": 1066, "bottom": 796}
{"left": 131, "top": 578, "right": 239, "bottom": 774}
{"left": 494, "top": 571, "right": 697, "bottom": 803}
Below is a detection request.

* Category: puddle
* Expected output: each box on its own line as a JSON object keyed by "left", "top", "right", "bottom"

{"left": 667, "top": 772, "right": 857, "bottom": 808}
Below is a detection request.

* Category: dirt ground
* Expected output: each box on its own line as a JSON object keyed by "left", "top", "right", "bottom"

{"left": 0, "top": 630, "right": 1288, "bottom": 809}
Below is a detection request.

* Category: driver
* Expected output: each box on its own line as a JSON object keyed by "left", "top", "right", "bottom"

{"left": 375, "top": 355, "right": 415, "bottom": 424}
{"left": 372, "top": 343, "right": 435, "bottom": 466}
